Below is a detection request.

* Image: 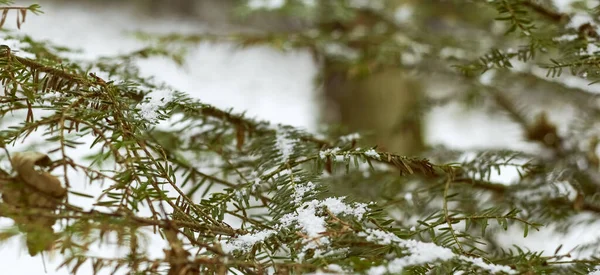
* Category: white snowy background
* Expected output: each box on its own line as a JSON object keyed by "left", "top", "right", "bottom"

{"left": 0, "top": 0, "right": 599, "bottom": 274}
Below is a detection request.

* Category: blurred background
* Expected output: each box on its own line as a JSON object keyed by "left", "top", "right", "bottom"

{"left": 24, "top": 0, "right": 531, "bottom": 155}
{"left": 1, "top": 0, "right": 596, "bottom": 274}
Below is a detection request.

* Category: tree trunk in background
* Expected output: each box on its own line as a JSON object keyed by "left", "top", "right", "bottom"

{"left": 145, "top": 0, "right": 234, "bottom": 25}
{"left": 319, "top": 0, "right": 425, "bottom": 156}
{"left": 46, "top": 0, "right": 425, "bottom": 156}
{"left": 323, "top": 65, "right": 424, "bottom": 155}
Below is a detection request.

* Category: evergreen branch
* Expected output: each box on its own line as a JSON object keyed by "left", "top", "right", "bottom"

{"left": 59, "top": 253, "right": 315, "bottom": 275}
{"left": 3, "top": 1, "right": 600, "bottom": 273}
{"left": 174, "top": 103, "right": 332, "bottom": 149}
{"left": 492, "top": 0, "right": 537, "bottom": 35}
{"left": 0, "top": 46, "right": 143, "bottom": 101}
{"left": 0, "top": 4, "right": 42, "bottom": 29}
{"left": 0, "top": 203, "right": 240, "bottom": 236}
{"left": 443, "top": 175, "right": 465, "bottom": 253}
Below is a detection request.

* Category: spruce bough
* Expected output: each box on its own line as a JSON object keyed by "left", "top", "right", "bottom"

{"left": 1, "top": 1, "right": 600, "bottom": 274}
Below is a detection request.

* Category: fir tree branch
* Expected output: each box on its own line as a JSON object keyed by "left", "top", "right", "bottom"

{"left": 0, "top": 203, "right": 241, "bottom": 236}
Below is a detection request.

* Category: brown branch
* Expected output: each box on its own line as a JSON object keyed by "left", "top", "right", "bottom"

{"left": 197, "top": 105, "right": 332, "bottom": 148}
{"left": 0, "top": 203, "right": 242, "bottom": 236}
{"left": 0, "top": 7, "right": 33, "bottom": 11}
{"left": 522, "top": 0, "right": 599, "bottom": 39}
{"left": 522, "top": 1, "right": 568, "bottom": 23}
